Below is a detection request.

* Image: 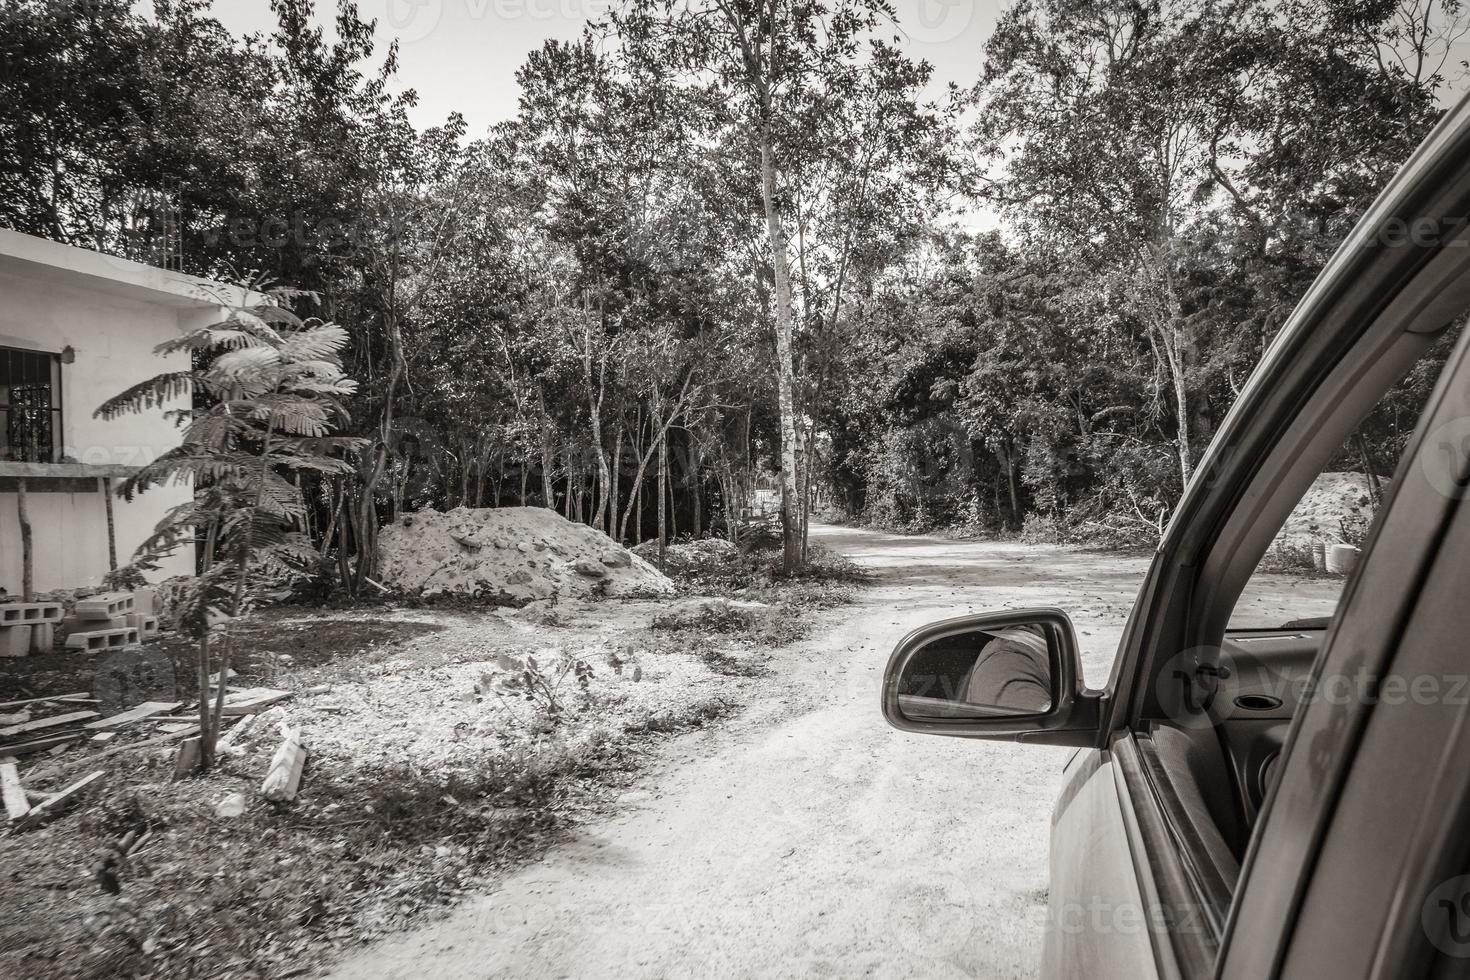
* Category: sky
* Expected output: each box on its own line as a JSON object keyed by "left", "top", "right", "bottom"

{"left": 194, "top": 0, "right": 1011, "bottom": 136}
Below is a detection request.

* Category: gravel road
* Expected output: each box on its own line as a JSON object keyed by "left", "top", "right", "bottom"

{"left": 319, "top": 523, "right": 1333, "bottom": 980}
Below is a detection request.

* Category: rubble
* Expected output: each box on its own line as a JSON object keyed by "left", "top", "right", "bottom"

{"left": 376, "top": 506, "right": 676, "bottom": 600}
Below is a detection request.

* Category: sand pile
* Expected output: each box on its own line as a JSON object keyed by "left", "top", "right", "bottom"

{"left": 1274, "top": 471, "right": 1385, "bottom": 546}
{"left": 377, "top": 506, "right": 676, "bottom": 600}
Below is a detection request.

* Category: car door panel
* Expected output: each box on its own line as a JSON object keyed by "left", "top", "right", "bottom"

{"left": 1044, "top": 746, "right": 1166, "bottom": 980}
{"left": 1220, "top": 292, "right": 1470, "bottom": 979}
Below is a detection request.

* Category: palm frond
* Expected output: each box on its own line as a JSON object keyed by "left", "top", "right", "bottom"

{"left": 93, "top": 371, "right": 196, "bottom": 420}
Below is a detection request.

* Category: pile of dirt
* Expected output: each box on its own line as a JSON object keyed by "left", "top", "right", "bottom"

{"left": 377, "top": 506, "right": 676, "bottom": 600}
{"left": 1274, "top": 471, "right": 1385, "bottom": 547}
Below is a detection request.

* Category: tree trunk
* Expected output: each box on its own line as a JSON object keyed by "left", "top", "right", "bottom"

{"left": 540, "top": 433, "right": 555, "bottom": 510}
{"left": 691, "top": 452, "right": 702, "bottom": 538}
{"left": 759, "top": 124, "right": 803, "bottom": 574}
{"left": 609, "top": 425, "right": 623, "bottom": 539}
{"left": 102, "top": 477, "right": 117, "bottom": 572}
{"left": 16, "top": 478, "right": 33, "bottom": 601}
{"left": 657, "top": 430, "right": 668, "bottom": 570}
{"left": 582, "top": 310, "right": 612, "bottom": 532}
{"left": 1354, "top": 432, "right": 1383, "bottom": 506}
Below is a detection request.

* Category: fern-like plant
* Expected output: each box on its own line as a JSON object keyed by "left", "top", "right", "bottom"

{"left": 96, "top": 278, "right": 364, "bottom": 772}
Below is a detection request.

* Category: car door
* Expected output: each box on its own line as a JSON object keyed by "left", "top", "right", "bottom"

{"left": 882, "top": 90, "right": 1470, "bottom": 980}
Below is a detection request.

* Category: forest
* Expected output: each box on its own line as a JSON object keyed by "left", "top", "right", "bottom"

{"left": 3, "top": 0, "right": 1464, "bottom": 577}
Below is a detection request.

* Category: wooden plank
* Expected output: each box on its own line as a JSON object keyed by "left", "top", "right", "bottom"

{"left": 217, "top": 714, "right": 257, "bottom": 749}
{"left": 261, "top": 726, "right": 306, "bottom": 802}
{"left": 0, "top": 710, "right": 99, "bottom": 738}
{"left": 173, "top": 737, "right": 200, "bottom": 780}
{"left": 151, "top": 689, "right": 293, "bottom": 724}
{"left": 0, "top": 734, "right": 80, "bottom": 757}
{"left": 17, "top": 770, "right": 106, "bottom": 830}
{"left": 0, "top": 693, "right": 94, "bottom": 710}
{"left": 94, "top": 725, "right": 199, "bottom": 759}
{"left": 1, "top": 757, "right": 28, "bottom": 822}
{"left": 83, "top": 701, "right": 182, "bottom": 731}
{"left": 221, "top": 688, "right": 293, "bottom": 713}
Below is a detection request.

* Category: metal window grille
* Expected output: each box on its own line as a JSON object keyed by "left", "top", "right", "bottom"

{"left": 0, "top": 346, "right": 63, "bottom": 463}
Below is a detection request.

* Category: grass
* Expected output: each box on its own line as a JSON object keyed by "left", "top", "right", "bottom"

{"left": 1, "top": 535, "right": 871, "bottom": 980}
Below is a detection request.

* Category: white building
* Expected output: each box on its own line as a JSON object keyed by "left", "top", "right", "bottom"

{"left": 0, "top": 230, "right": 242, "bottom": 594}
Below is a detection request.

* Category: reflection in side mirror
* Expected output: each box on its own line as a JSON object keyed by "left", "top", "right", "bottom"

{"left": 897, "top": 623, "right": 1055, "bottom": 721}
{"left": 882, "top": 607, "right": 1102, "bottom": 746}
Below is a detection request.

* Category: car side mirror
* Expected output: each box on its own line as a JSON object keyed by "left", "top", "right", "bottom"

{"left": 881, "top": 608, "right": 1104, "bottom": 747}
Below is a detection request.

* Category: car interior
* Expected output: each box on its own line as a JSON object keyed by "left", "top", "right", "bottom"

{"left": 1135, "top": 297, "right": 1470, "bottom": 933}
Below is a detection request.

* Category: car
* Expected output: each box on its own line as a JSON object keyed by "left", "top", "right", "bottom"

{"left": 881, "top": 91, "right": 1470, "bottom": 979}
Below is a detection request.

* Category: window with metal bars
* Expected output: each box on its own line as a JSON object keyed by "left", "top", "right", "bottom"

{"left": 0, "top": 346, "right": 62, "bottom": 463}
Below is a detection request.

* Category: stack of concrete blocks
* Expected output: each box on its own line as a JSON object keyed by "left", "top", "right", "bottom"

{"left": 0, "top": 601, "right": 64, "bottom": 657}
{"left": 65, "top": 592, "right": 145, "bottom": 652}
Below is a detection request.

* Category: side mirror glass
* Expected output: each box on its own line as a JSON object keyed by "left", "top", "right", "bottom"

{"left": 896, "top": 623, "right": 1054, "bottom": 719}
{"left": 881, "top": 608, "right": 1101, "bottom": 746}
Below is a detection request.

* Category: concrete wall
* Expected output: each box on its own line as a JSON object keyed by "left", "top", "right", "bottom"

{"left": 0, "top": 267, "right": 215, "bottom": 593}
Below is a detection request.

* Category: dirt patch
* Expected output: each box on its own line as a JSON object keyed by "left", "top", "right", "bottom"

{"left": 310, "top": 524, "right": 1341, "bottom": 980}
{"left": 1274, "top": 471, "right": 1382, "bottom": 547}
{"left": 377, "top": 506, "right": 675, "bottom": 600}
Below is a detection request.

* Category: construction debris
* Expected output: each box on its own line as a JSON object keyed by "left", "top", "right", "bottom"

{"left": 0, "top": 710, "right": 100, "bottom": 738}
{"left": 84, "top": 701, "right": 183, "bottom": 731}
{"left": 73, "top": 592, "right": 135, "bottom": 619}
{"left": 94, "top": 725, "right": 199, "bottom": 759}
{"left": 0, "top": 601, "right": 64, "bottom": 626}
{"left": 65, "top": 626, "right": 140, "bottom": 652}
{"left": 1, "top": 757, "right": 28, "bottom": 822}
{"left": 217, "top": 714, "right": 258, "bottom": 752}
{"left": 215, "top": 792, "right": 247, "bottom": 818}
{"left": 0, "top": 692, "right": 92, "bottom": 710}
{"left": 173, "top": 737, "right": 201, "bottom": 780}
{"left": 0, "top": 733, "right": 81, "bottom": 757}
{"left": 16, "top": 770, "right": 105, "bottom": 831}
{"left": 2, "top": 625, "right": 30, "bottom": 658}
{"left": 152, "top": 687, "right": 294, "bottom": 723}
{"left": 261, "top": 725, "right": 306, "bottom": 802}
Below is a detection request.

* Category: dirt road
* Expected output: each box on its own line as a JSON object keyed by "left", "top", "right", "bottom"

{"left": 320, "top": 524, "right": 1331, "bottom": 980}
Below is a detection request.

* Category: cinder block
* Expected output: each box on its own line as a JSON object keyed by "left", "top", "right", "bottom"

{"left": 74, "top": 592, "right": 135, "bottom": 620}
{"left": 1, "top": 625, "right": 32, "bottom": 658}
{"left": 0, "top": 602, "right": 64, "bottom": 625}
{"left": 126, "top": 613, "right": 159, "bottom": 637}
{"left": 134, "top": 587, "right": 158, "bottom": 617}
{"left": 30, "top": 622, "right": 54, "bottom": 654}
{"left": 65, "top": 627, "right": 139, "bottom": 652}
{"left": 63, "top": 614, "right": 125, "bottom": 637}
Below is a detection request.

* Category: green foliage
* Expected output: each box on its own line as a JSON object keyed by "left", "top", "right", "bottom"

{"left": 6, "top": 0, "right": 1466, "bottom": 563}
{"left": 474, "top": 649, "right": 596, "bottom": 729}
{"left": 99, "top": 282, "right": 362, "bottom": 632}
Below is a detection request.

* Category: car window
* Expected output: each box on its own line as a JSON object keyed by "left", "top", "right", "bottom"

{"left": 1229, "top": 322, "right": 1463, "bottom": 629}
